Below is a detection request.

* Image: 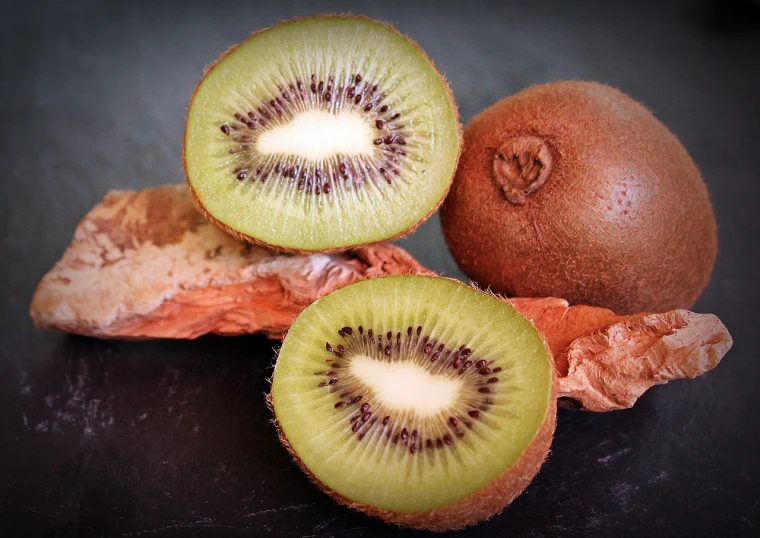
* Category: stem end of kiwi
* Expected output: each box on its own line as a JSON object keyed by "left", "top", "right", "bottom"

{"left": 492, "top": 136, "right": 552, "bottom": 204}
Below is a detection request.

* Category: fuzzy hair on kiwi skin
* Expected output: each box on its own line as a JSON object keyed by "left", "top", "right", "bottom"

{"left": 183, "top": 14, "right": 462, "bottom": 254}
{"left": 266, "top": 276, "right": 558, "bottom": 531}
{"left": 441, "top": 80, "right": 718, "bottom": 314}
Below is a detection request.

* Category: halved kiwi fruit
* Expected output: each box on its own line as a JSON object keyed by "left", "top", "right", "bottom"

{"left": 184, "top": 16, "right": 461, "bottom": 253}
{"left": 269, "top": 275, "right": 556, "bottom": 531}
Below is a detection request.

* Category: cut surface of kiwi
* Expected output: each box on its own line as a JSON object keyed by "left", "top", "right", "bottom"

{"left": 184, "top": 16, "right": 460, "bottom": 252}
{"left": 270, "top": 275, "right": 555, "bottom": 530}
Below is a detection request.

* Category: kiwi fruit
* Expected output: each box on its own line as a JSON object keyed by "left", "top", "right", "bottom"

{"left": 184, "top": 15, "right": 461, "bottom": 253}
{"left": 269, "top": 275, "right": 556, "bottom": 531}
{"left": 441, "top": 81, "right": 718, "bottom": 314}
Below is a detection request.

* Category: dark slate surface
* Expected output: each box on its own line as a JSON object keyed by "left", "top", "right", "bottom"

{"left": 1, "top": 0, "right": 758, "bottom": 536}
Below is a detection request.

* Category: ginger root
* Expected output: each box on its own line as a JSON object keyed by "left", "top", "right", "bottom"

{"left": 30, "top": 185, "right": 732, "bottom": 411}
{"left": 30, "top": 185, "right": 430, "bottom": 339}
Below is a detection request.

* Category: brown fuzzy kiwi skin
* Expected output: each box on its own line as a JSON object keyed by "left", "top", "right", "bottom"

{"left": 183, "top": 14, "right": 462, "bottom": 254}
{"left": 441, "top": 81, "right": 718, "bottom": 314}
{"left": 266, "top": 278, "right": 557, "bottom": 531}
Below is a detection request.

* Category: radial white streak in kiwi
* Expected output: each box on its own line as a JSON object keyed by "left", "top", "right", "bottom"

{"left": 349, "top": 355, "right": 462, "bottom": 417}
{"left": 256, "top": 110, "right": 375, "bottom": 161}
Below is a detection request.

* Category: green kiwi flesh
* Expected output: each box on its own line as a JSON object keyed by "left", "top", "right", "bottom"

{"left": 184, "top": 16, "right": 460, "bottom": 252}
{"left": 269, "top": 275, "right": 555, "bottom": 530}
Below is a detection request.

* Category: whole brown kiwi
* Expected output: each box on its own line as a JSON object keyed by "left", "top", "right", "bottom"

{"left": 441, "top": 81, "right": 718, "bottom": 314}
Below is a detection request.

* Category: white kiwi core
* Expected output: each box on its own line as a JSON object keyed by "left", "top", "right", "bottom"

{"left": 349, "top": 355, "right": 463, "bottom": 417}
{"left": 256, "top": 110, "right": 375, "bottom": 161}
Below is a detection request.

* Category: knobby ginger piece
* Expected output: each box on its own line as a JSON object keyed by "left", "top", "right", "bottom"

{"left": 511, "top": 297, "right": 732, "bottom": 411}
{"left": 30, "top": 185, "right": 733, "bottom": 411}
{"left": 30, "top": 185, "right": 430, "bottom": 339}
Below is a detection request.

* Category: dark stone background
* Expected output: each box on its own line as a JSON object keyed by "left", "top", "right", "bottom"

{"left": 1, "top": 0, "right": 758, "bottom": 536}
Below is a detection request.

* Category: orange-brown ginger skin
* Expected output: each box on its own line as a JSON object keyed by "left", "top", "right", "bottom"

{"left": 267, "top": 369, "right": 557, "bottom": 531}
{"left": 509, "top": 297, "right": 731, "bottom": 411}
{"left": 30, "top": 185, "right": 732, "bottom": 411}
{"left": 29, "top": 185, "right": 430, "bottom": 340}
{"left": 183, "top": 14, "right": 462, "bottom": 254}
{"left": 441, "top": 81, "right": 718, "bottom": 314}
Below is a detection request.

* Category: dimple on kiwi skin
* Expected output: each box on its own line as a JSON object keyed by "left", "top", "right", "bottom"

{"left": 270, "top": 275, "right": 556, "bottom": 531}
{"left": 184, "top": 15, "right": 461, "bottom": 253}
